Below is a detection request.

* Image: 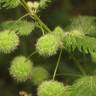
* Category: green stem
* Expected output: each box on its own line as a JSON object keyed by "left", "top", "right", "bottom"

{"left": 27, "top": 51, "right": 37, "bottom": 60}
{"left": 8, "top": 13, "right": 29, "bottom": 34}
{"left": 71, "top": 55, "right": 87, "bottom": 76}
{"left": 15, "top": 13, "right": 29, "bottom": 23}
{"left": 56, "top": 73, "right": 82, "bottom": 77}
{"left": 35, "top": 22, "right": 45, "bottom": 35}
{"left": 20, "top": 0, "right": 51, "bottom": 33}
{"left": 34, "top": 14, "right": 51, "bottom": 33}
{"left": 53, "top": 49, "right": 62, "bottom": 80}
{"left": 25, "top": 51, "right": 37, "bottom": 62}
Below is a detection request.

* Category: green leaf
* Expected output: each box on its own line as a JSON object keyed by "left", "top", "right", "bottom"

{"left": 63, "top": 30, "right": 96, "bottom": 53}
{"left": 39, "top": 0, "right": 52, "bottom": 9}
{"left": 0, "top": 0, "right": 20, "bottom": 9}
{"left": 71, "top": 76, "right": 96, "bottom": 96}
{"left": 65, "top": 16, "right": 96, "bottom": 37}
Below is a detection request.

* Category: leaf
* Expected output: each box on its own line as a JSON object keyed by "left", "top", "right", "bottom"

{"left": 71, "top": 76, "right": 96, "bottom": 96}
{"left": 0, "top": 0, "right": 20, "bottom": 9}
{"left": 39, "top": 0, "right": 52, "bottom": 9}
{"left": 65, "top": 16, "right": 96, "bottom": 37}
{"left": 63, "top": 30, "right": 96, "bottom": 53}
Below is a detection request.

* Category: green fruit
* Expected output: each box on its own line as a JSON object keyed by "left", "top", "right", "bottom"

{"left": 32, "top": 67, "right": 49, "bottom": 85}
{"left": 16, "top": 20, "right": 35, "bottom": 36}
{"left": 38, "top": 80, "right": 65, "bottom": 96}
{"left": 36, "top": 34, "right": 60, "bottom": 56}
{"left": 71, "top": 76, "right": 96, "bottom": 96}
{"left": 64, "top": 86, "right": 72, "bottom": 96}
{"left": 9, "top": 56, "right": 33, "bottom": 82}
{"left": 0, "top": 30, "right": 19, "bottom": 54}
{"left": 0, "top": 20, "right": 35, "bottom": 36}
{"left": 53, "top": 26, "right": 65, "bottom": 41}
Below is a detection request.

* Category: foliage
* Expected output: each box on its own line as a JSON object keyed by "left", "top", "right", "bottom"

{"left": 0, "top": 0, "right": 20, "bottom": 9}
{"left": 63, "top": 30, "right": 96, "bottom": 53}
{"left": 9, "top": 56, "right": 33, "bottom": 82}
{"left": 36, "top": 34, "right": 60, "bottom": 56}
{"left": 31, "top": 66, "right": 49, "bottom": 85}
{"left": 71, "top": 76, "right": 96, "bottom": 96}
{"left": 0, "top": 20, "right": 35, "bottom": 36}
{"left": 0, "top": 0, "right": 96, "bottom": 96}
{"left": 37, "top": 81, "right": 65, "bottom": 96}
{"left": 0, "top": 30, "right": 19, "bottom": 54}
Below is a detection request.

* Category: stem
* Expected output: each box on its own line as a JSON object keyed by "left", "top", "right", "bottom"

{"left": 15, "top": 13, "right": 29, "bottom": 23}
{"left": 71, "top": 55, "right": 87, "bottom": 76}
{"left": 34, "top": 14, "right": 51, "bottom": 33}
{"left": 25, "top": 51, "right": 37, "bottom": 63}
{"left": 36, "top": 22, "right": 45, "bottom": 35}
{"left": 27, "top": 51, "right": 37, "bottom": 60}
{"left": 53, "top": 49, "right": 62, "bottom": 80}
{"left": 8, "top": 13, "right": 29, "bottom": 34}
{"left": 20, "top": 0, "right": 51, "bottom": 33}
{"left": 56, "top": 73, "right": 82, "bottom": 77}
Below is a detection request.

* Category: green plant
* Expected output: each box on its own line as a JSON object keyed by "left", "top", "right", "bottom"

{"left": 0, "top": 0, "right": 96, "bottom": 96}
{"left": 36, "top": 34, "right": 60, "bottom": 56}
{"left": 0, "top": 30, "right": 19, "bottom": 54}
{"left": 31, "top": 66, "right": 49, "bottom": 85}
{"left": 37, "top": 80, "right": 65, "bottom": 96}
{"left": 71, "top": 76, "right": 96, "bottom": 96}
{"left": 9, "top": 56, "right": 33, "bottom": 82}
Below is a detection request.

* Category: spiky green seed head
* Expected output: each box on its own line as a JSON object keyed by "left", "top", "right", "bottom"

{"left": 53, "top": 26, "right": 65, "bottom": 48}
{"left": 16, "top": 20, "right": 35, "bottom": 36}
{"left": 36, "top": 34, "right": 60, "bottom": 56}
{"left": 64, "top": 86, "right": 72, "bottom": 96}
{"left": 37, "top": 80, "right": 65, "bottom": 96}
{"left": 9, "top": 56, "right": 33, "bottom": 82}
{"left": 69, "top": 30, "right": 84, "bottom": 37}
{"left": 0, "top": 20, "right": 35, "bottom": 36}
{"left": 32, "top": 67, "right": 49, "bottom": 85}
{"left": 91, "top": 52, "right": 96, "bottom": 63}
{"left": 53, "top": 26, "right": 65, "bottom": 41}
{"left": 71, "top": 76, "right": 96, "bottom": 96}
{"left": 0, "top": 30, "right": 19, "bottom": 54}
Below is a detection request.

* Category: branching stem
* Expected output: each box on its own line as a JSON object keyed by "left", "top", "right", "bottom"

{"left": 20, "top": 0, "right": 51, "bottom": 33}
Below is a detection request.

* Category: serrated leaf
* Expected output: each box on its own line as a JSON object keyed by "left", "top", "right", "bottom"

{"left": 63, "top": 30, "right": 96, "bottom": 53}
{"left": 0, "top": 0, "right": 20, "bottom": 9}
{"left": 39, "top": 0, "right": 52, "bottom": 9}
{"left": 65, "top": 16, "right": 96, "bottom": 37}
{"left": 71, "top": 76, "right": 96, "bottom": 96}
